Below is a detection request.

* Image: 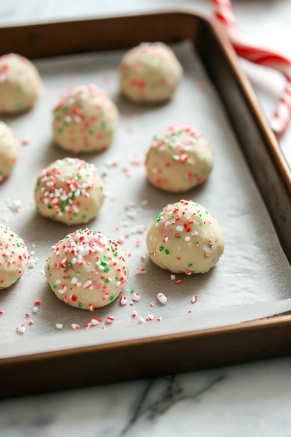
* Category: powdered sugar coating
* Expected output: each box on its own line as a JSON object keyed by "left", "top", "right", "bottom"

{"left": 146, "top": 200, "right": 224, "bottom": 274}
{"left": 0, "top": 53, "right": 43, "bottom": 113}
{"left": 0, "top": 122, "right": 19, "bottom": 182}
{"left": 45, "top": 229, "right": 129, "bottom": 310}
{"left": 145, "top": 125, "right": 214, "bottom": 192}
{"left": 34, "top": 157, "right": 105, "bottom": 225}
{"left": 119, "top": 43, "right": 183, "bottom": 102}
{"left": 53, "top": 84, "right": 119, "bottom": 153}
{"left": 0, "top": 224, "right": 29, "bottom": 289}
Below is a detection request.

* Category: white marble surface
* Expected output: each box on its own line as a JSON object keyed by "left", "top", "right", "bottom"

{"left": 0, "top": 1, "right": 291, "bottom": 436}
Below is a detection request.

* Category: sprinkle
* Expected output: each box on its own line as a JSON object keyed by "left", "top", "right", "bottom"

{"left": 120, "top": 296, "right": 127, "bottom": 305}
{"left": 146, "top": 314, "right": 154, "bottom": 321}
{"left": 16, "top": 325, "right": 25, "bottom": 334}
{"left": 85, "top": 323, "right": 92, "bottom": 329}
{"left": 136, "top": 268, "right": 146, "bottom": 274}
{"left": 157, "top": 293, "right": 167, "bottom": 304}
{"left": 176, "top": 280, "right": 182, "bottom": 285}
{"left": 83, "top": 280, "right": 93, "bottom": 289}
{"left": 28, "top": 320, "right": 34, "bottom": 326}
{"left": 28, "top": 259, "right": 37, "bottom": 268}
{"left": 171, "top": 274, "right": 176, "bottom": 280}
{"left": 150, "top": 302, "right": 155, "bottom": 307}
{"left": 157, "top": 317, "right": 162, "bottom": 322}
{"left": 7, "top": 199, "right": 22, "bottom": 213}
{"left": 132, "top": 292, "right": 140, "bottom": 302}
{"left": 106, "top": 316, "right": 114, "bottom": 324}
{"left": 32, "top": 307, "right": 38, "bottom": 314}
{"left": 188, "top": 310, "right": 192, "bottom": 314}
{"left": 138, "top": 317, "right": 144, "bottom": 324}
{"left": 140, "top": 255, "right": 146, "bottom": 261}
{"left": 71, "top": 324, "right": 80, "bottom": 330}
{"left": 34, "top": 300, "right": 41, "bottom": 305}
{"left": 132, "top": 310, "right": 138, "bottom": 318}
{"left": 22, "top": 137, "right": 31, "bottom": 146}
{"left": 56, "top": 324, "right": 63, "bottom": 330}
{"left": 25, "top": 313, "right": 30, "bottom": 318}
{"left": 91, "top": 317, "right": 102, "bottom": 326}
{"left": 89, "top": 304, "right": 95, "bottom": 311}
{"left": 191, "top": 295, "right": 198, "bottom": 304}
{"left": 0, "top": 310, "right": 3, "bottom": 316}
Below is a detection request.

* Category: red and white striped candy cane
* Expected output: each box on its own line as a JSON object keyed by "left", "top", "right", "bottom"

{"left": 212, "top": 0, "right": 291, "bottom": 136}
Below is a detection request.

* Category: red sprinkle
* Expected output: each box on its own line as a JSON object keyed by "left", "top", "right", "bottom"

{"left": 25, "top": 313, "right": 30, "bottom": 318}
{"left": 191, "top": 295, "right": 199, "bottom": 304}
{"left": 176, "top": 280, "right": 182, "bottom": 285}
{"left": 0, "top": 310, "right": 3, "bottom": 316}
{"left": 28, "top": 320, "right": 34, "bottom": 325}
{"left": 34, "top": 300, "right": 41, "bottom": 306}
{"left": 22, "top": 137, "right": 31, "bottom": 146}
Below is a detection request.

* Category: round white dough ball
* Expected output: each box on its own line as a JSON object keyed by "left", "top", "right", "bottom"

{"left": 145, "top": 125, "right": 214, "bottom": 192}
{"left": 146, "top": 200, "right": 224, "bottom": 274}
{"left": 45, "top": 228, "right": 129, "bottom": 310}
{"left": 34, "top": 157, "right": 105, "bottom": 225}
{"left": 0, "top": 121, "right": 20, "bottom": 182}
{"left": 0, "top": 53, "right": 43, "bottom": 113}
{"left": 119, "top": 42, "right": 183, "bottom": 102}
{"left": 53, "top": 85, "right": 119, "bottom": 153}
{"left": 0, "top": 224, "right": 29, "bottom": 290}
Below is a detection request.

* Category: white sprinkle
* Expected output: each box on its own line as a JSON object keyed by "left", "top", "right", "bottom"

{"left": 171, "top": 274, "right": 176, "bottom": 280}
{"left": 91, "top": 318, "right": 101, "bottom": 326}
{"left": 132, "top": 310, "right": 138, "bottom": 318}
{"left": 71, "top": 277, "right": 78, "bottom": 284}
{"left": 176, "top": 226, "right": 183, "bottom": 232}
{"left": 71, "top": 324, "right": 80, "bottom": 330}
{"left": 32, "top": 307, "right": 38, "bottom": 314}
{"left": 16, "top": 325, "right": 25, "bottom": 334}
{"left": 28, "top": 259, "right": 37, "bottom": 268}
{"left": 56, "top": 324, "right": 63, "bottom": 330}
{"left": 132, "top": 293, "right": 140, "bottom": 302}
{"left": 120, "top": 296, "right": 127, "bottom": 305}
{"left": 192, "top": 230, "right": 198, "bottom": 236}
{"left": 185, "top": 236, "right": 190, "bottom": 242}
{"left": 157, "top": 293, "right": 167, "bottom": 304}
{"left": 147, "top": 314, "right": 154, "bottom": 321}
{"left": 138, "top": 317, "right": 144, "bottom": 324}
{"left": 83, "top": 280, "right": 93, "bottom": 289}
{"left": 106, "top": 316, "right": 114, "bottom": 324}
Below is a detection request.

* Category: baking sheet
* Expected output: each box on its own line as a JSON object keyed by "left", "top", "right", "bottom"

{"left": 0, "top": 41, "right": 291, "bottom": 353}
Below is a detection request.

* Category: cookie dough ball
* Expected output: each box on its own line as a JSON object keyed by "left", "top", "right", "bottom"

{"left": 0, "top": 53, "right": 43, "bottom": 113}
{"left": 0, "top": 122, "right": 20, "bottom": 182}
{"left": 0, "top": 225, "right": 29, "bottom": 289}
{"left": 53, "top": 85, "right": 118, "bottom": 153}
{"left": 119, "top": 43, "right": 183, "bottom": 102}
{"left": 34, "top": 158, "right": 105, "bottom": 225}
{"left": 145, "top": 125, "right": 214, "bottom": 192}
{"left": 146, "top": 200, "right": 224, "bottom": 274}
{"left": 45, "top": 229, "right": 129, "bottom": 310}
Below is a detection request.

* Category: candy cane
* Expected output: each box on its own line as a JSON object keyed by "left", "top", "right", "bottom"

{"left": 212, "top": 0, "right": 291, "bottom": 136}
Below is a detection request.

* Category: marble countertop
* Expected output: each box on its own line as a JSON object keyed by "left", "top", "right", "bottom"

{"left": 1, "top": 1, "right": 291, "bottom": 436}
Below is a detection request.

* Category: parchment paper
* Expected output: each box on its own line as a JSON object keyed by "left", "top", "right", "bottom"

{"left": 0, "top": 41, "right": 290, "bottom": 355}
